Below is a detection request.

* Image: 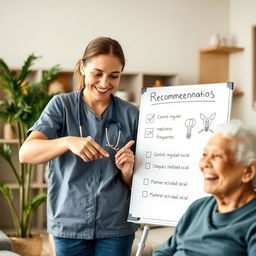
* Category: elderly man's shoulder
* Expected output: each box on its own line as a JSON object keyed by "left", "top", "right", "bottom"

{"left": 188, "top": 196, "right": 214, "bottom": 211}
{"left": 177, "top": 196, "right": 214, "bottom": 230}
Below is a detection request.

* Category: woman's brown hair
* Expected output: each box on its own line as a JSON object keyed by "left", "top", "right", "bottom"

{"left": 74, "top": 37, "right": 125, "bottom": 90}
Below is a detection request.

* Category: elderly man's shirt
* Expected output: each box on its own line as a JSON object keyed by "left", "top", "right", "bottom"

{"left": 153, "top": 196, "right": 256, "bottom": 256}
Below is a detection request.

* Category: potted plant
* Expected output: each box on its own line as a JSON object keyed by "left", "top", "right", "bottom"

{"left": 0, "top": 54, "right": 61, "bottom": 255}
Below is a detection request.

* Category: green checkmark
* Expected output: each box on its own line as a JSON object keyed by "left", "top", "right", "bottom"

{"left": 147, "top": 114, "right": 155, "bottom": 122}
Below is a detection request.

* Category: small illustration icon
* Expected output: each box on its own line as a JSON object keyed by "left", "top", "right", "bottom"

{"left": 144, "top": 128, "right": 154, "bottom": 138}
{"left": 185, "top": 118, "right": 196, "bottom": 139}
{"left": 198, "top": 113, "right": 216, "bottom": 133}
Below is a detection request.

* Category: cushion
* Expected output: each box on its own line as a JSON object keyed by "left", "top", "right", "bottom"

{"left": 0, "top": 230, "right": 12, "bottom": 251}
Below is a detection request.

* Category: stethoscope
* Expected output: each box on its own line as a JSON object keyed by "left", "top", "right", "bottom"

{"left": 78, "top": 88, "right": 122, "bottom": 151}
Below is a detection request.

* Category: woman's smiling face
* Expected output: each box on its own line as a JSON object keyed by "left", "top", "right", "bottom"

{"left": 82, "top": 54, "right": 123, "bottom": 102}
{"left": 199, "top": 133, "right": 246, "bottom": 198}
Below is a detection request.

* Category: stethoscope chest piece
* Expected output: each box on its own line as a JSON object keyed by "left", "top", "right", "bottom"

{"left": 104, "top": 119, "right": 122, "bottom": 151}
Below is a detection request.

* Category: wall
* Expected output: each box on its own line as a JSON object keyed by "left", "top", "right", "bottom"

{"left": 229, "top": 0, "right": 256, "bottom": 125}
{"left": 0, "top": 0, "right": 229, "bottom": 86}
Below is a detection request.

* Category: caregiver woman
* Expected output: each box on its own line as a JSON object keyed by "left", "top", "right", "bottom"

{"left": 19, "top": 37, "right": 139, "bottom": 256}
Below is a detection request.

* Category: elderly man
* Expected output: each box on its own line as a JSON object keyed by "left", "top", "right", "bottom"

{"left": 153, "top": 120, "right": 256, "bottom": 256}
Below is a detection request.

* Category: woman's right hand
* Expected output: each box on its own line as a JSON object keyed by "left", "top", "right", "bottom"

{"left": 65, "top": 136, "right": 109, "bottom": 162}
{"left": 19, "top": 131, "right": 109, "bottom": 164}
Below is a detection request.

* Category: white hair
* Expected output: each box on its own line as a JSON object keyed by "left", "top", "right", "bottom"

{"left": 214, "top": 119, "right": 256, "bottom": 188}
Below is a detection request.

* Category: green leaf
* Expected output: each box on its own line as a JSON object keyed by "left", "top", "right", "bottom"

{"left": 0, "top": 143, "right": 21, "bottom": 184}
{"left": 0, "top": 58, "right": 12, "bottom": 82}
{"left": 41, "top": 65, "right": 61, "bottom": 89}
{"left": 0, "top": 184, "right": 21, "bottom": 236}
{"left": 0, "top": 183, "right": 14, "bottom": 200}
{"left": 25, "top": 191, "right": 47, "bottom": 214}
{"left": 0, "top": 143, "right": 13, "bottom": 163}
{"left": 18, "top": 54, "right": 39, "bottom": 83}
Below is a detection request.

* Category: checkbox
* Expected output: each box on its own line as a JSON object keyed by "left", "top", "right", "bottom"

{"left": 145, "top": 163, "right": 151, "bottom": 169}
{"left": 146, "top": 151, "right": 152, "bottom": 158}
{"left": 144, "top": 128, "right": 154, "bottom": 138}
{"left": 142, "top": 191, "right": 148, "bottom": 198}
{"left": 146, "top": 114, "right": 155, "bottom": 123}
{"left": 143, "top": 178, "right": 149, "bottom": 185}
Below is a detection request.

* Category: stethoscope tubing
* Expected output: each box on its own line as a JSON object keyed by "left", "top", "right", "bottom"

{"left": 78, "top": 88, "right": 122, "bottom": 150}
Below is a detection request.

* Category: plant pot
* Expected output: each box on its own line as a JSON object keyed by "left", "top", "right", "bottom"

{"left": 9, "top": 234, "right": 43, "bottom": 256}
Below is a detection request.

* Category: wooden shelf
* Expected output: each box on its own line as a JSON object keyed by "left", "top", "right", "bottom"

{"left": 233, "top": 89, "right": 244, "bottom": 97}
{"left": 119, "top": 72, "right": 179, "bottom": 105}
{"left": 0, "top": 139, "right": 19, "bottom": 144}
{"left": 5, "top": 183, "right": 48, "bottom": 189}
{"left": 199, "top": 46, "right": 244, "bottom": 84}
{"left": 200, "top": 46, "right": 244, "bottom": 54}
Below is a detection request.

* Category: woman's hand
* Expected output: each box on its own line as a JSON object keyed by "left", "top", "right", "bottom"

{"left": 20, "top": 131, "right": 109, "bottom": 164}
{"left": 66, "top": 136, "right": 109, "bottom": 162}
{"left": 115, "top": 140, "right": 135, "bottom": 186}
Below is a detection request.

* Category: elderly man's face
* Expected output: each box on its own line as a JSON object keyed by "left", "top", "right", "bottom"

{"left": 199, "top": 133, "right": 246, "bottom": 198}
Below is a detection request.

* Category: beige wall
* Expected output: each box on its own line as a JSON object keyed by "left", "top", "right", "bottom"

{"left": 0, "top": 0, "right": 229, "bottom": 86}
{"left": 229, "top": 0, "right": 256, "bottom": 125}
{"left": 3, "top": 0, "right": 254, "bottom": 124}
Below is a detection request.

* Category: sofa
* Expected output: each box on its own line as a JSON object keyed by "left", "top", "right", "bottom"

{"left": 0, "top": 230, "right": 20, "bottom": 256}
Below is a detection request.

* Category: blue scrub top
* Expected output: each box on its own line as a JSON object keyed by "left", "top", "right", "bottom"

{"left": 28, "top": 91, "right": 139, "bottom": 239}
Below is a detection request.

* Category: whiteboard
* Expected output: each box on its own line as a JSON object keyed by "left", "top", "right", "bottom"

{"left": 128, "top": 83, "right": 233, "bottom": 226}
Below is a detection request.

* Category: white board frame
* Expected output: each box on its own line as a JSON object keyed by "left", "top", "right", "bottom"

{"left": 128, "top": 83, "right": 233, "bottom": 226}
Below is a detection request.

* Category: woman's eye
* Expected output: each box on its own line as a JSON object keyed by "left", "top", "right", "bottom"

{"left": 110, "top": 74, "right": 119, "bottom": 79}
{"left": 214, "top": 154, "right": 223, "bottom": 159}
{"left": 94, "top": 73, "right": 102, "bottom": 77}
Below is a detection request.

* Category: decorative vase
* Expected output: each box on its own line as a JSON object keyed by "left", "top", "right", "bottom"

{"left": 209, "top": 33, "right": 221, "bottom": 47}
{"left": 114, "top": 90, "right": 129, "bottom": 101}
{"left": 48, "top": 80, "right": 64, "bottom": 94}
{"left": 3, "top": 123, "right": 15, "bottom": 139}
{"left": 10, "top": 234, "right": 43, "bottom": 256}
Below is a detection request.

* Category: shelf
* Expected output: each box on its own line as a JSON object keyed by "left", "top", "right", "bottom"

{"left": 0, "top": 139, "right": 19, "bottom": 144}
{"left": 5, "top": 183, "right": 48, "bottom": 189}
{"left": 233, "top": 89, "right": 244, "bottom": 97}
{"left": 142, "top": 73, "right": 178, "bottom": 87}
{"left": 119, "top": 72, "right": 179, "bottom": 105}
{"left": 199, "top": 46, "right": 244, "bottom": 84}
{"left": 200, "top": 46, "right": 244, "bottom": 54}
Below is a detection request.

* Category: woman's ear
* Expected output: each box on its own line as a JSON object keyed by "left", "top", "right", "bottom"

{"left": 242, "top": 162, "right": 256, "bottom": 184}
{"left": 79, "top": 60, "right": 85, "bottom": 75}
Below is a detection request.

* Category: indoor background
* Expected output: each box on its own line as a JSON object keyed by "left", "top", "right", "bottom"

{"left": 0, "top": 0, "right": 255, "bottom": 124}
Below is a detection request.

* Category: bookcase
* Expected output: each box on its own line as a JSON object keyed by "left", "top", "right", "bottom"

{"left": 119, "top": 72, "right": 179, "bottom": 106}
{"left": 0, "top": 68, "right": 179, "bottom": 231}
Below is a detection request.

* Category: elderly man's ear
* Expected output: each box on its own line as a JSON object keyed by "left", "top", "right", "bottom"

{"left": 242, "top": 162, "right": 256, "bottom": 184}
